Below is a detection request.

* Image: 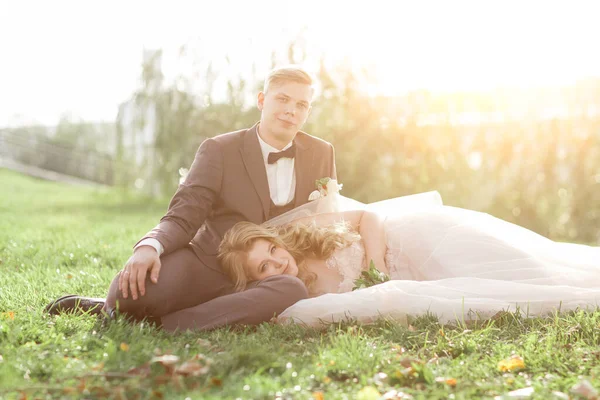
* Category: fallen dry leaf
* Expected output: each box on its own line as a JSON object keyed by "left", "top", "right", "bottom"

{"left": 151, "top": 354, "right": 180, "bottom": 375}
{"left": 435, "top": 377, "right": 457, "bottom": 387}
{"left": 91, "top": 362, "right": 104, "bottom": 371}
{"left": 394, "top": 367, "right": 416, "bottom": 379}
{"left": 356, "top": 386, "right": 380, "bottom": 400}
{"left": 89, "top": 386, "right": 109, "bottom": 397}
{"left": 175, "top": 360, "right": 209, "bottom": 376}
{"left": 170, "top": 375, "right": 185, "bottom": 391}
{"left": 571, "top": 380, "right": 599, "bottom": 400}
{"left": 127, "top": 362, "right": 151, "bottom": 376}
{"left": 373, "top": 372, "right": 388, "bottom": 385}
{"left": 497, "top": 355, "right": 525, "bottom": 372}
{"left": 62, "top": 387, "right": 78, "bottom": 395}
{"left": 114, "top": 387, "right": 127, "bottom": 400}
{"left": 312, "top": 391, "right": 325, "bottom": 400}
{"left": 494, "top": 386, "right": 534, "bottom": 399}
{"left": 399, "top": 357, "right": 422, "bottom": 368}
{"left": 381, "top": 390, "right": 414, "bottom": 400}
{"left": 1, "top": 311, "right": 15, "bottom": 320}
{"left": 551, "top": 391, "right": 569, "bottom": 400}
{"left": 428, "top": 355, "right": 440, "bottom": 365}
{"left": 151, "top": 354, "right": 180, "bottom": 366}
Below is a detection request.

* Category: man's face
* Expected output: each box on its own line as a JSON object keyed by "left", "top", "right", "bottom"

{"left": 257, "top": 81, "right": 313, "bottom": 146}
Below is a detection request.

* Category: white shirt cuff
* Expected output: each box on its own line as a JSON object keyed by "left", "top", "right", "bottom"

{"left": 135, "top": 238, "right": 164, "bottom": 256}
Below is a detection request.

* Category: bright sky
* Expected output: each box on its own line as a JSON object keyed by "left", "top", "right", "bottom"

{"left": 1, "top": 0, "right": 599, "bottom": 127}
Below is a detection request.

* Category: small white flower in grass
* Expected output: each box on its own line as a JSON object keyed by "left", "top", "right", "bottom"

{"left": 494, "top": 386, "right": 534, "bottom": 399}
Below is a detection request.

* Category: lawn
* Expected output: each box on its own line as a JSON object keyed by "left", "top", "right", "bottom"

{"left": 1, "top": 168, "right": 599, "bottom": 399}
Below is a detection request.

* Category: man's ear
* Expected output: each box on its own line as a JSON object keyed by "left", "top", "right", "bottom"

{"left": 257, "top": 91, "right": 265, "bottom": 111}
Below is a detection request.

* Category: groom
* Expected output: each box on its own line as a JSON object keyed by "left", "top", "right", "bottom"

{"left": 46, "top": 65, "right": 337, "bottom": 331}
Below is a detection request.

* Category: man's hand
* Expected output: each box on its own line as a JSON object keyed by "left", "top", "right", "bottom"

{"left": 118, "top": 246, "right": 162, "bottom": 300}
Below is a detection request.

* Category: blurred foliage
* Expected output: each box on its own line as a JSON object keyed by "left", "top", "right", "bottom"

{"left": 114, "top": 50, "right": 260, "bottom": 195}
{"left": 5, "top": 45, "right": 600, "bottom": 244}
{"left": 304, "top": 66, "right": 600, "bottom": 244}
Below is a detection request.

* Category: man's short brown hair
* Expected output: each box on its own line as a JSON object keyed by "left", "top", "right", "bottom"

{"left": 263, "top": 65, "right": 314, "bottom": 93}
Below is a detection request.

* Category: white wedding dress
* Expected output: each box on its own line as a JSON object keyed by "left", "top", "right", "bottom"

{"left": 276, "top": 193, "right": 600, "bottom": 326}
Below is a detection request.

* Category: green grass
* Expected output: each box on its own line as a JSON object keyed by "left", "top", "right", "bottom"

{"left": 1, "top": 168, "right": 599, "bottom": 399}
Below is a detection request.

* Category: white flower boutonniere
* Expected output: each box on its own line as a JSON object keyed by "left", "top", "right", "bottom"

{"left": 308, "top": 177, "right": 343, "bottom": 201}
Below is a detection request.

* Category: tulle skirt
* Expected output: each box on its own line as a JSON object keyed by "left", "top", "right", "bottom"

{"left": 279, "top": 204, "right": 600, "bottom": 327}
{"left": 279, "top": 278, "right": 600, "bottom": 326}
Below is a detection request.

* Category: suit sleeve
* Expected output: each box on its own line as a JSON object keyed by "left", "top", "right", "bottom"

{"left": 136, "top": 138, "right": 223, "bottom": 255}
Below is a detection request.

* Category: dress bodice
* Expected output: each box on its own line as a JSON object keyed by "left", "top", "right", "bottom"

{"left": 325, "top": 241, "right": 367, "bottom": 293}
{"left": 323, "top": 240, "right": 413, "bottom": 293}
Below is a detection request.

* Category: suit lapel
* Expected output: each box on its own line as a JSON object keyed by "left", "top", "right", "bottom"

{"left": 294, "top": 133, "right": 314, "bottom": 208}
{"left": 240, "top": 124, "right": 270, "bottom": 220}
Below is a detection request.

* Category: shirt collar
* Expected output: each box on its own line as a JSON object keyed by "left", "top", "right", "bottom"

{"left": 256, "top": 128, "right": 293, "bottom": 164}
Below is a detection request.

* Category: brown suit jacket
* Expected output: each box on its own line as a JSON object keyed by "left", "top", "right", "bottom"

{"left": 140, "top": 122, "right": 337, "bottom": 270}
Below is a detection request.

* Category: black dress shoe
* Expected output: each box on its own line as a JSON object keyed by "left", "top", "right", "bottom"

{"left": 44, "top": 295, "right": 106, "bottom": 316}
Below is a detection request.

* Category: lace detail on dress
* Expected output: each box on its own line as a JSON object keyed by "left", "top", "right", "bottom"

{"left": 326, "top": 241, "right": 408, "bottom": 293}
{"left": 325, "top": 226, "right": 424, "bottom": 292}
{"left": 326, "top": 241, "right": 367, "bottom": 293}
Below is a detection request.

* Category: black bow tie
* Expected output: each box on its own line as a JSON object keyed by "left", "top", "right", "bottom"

{"left": 267, "top": 144, "right": 296, "bottom": 164}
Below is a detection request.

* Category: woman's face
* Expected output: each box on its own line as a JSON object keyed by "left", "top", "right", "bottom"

{"left": 245, "top": 239, "right": 298, "bottom": 280}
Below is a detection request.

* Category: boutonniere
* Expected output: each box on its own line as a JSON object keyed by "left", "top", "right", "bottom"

{"left": 308, "top": 177, "right": 343, "bottom": 201}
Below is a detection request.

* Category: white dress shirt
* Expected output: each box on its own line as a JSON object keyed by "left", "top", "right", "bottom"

{"left": 136, "top": 131, "right": 296, "bottom": 256}
{"left": 256, "top": 132, "right": 296, "bottom": 206}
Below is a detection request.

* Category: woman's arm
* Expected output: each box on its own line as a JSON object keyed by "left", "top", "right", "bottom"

{"left": 358, "top": 211, "right": 389, "bottom": 275}
{"left": 290, "top": 210, "right": 389, "bottom": 275}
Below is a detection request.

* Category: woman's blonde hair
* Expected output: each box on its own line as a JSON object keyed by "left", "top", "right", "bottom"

{"left": 218, "top": 221, "right": 360, "bottom": 292}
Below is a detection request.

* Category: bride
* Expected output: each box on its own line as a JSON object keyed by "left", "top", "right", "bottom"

{"left": 217, "top": 191, "right": 600, "bottom": 327}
